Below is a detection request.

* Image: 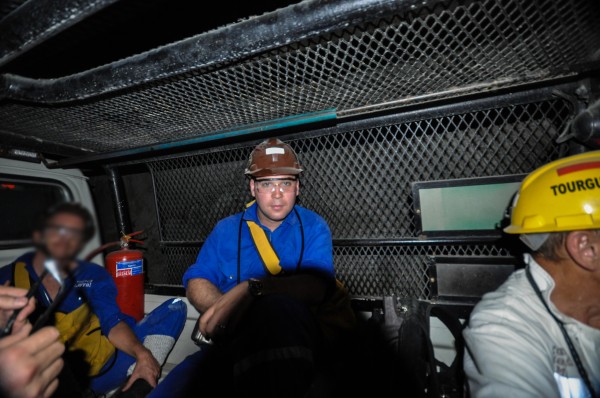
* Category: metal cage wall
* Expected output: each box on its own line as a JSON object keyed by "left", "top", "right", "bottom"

{"left": 1, "top": 0, "right": 596, "bottom": 300}
{"left": 148, "top": 91, "right": 573, "bottom": 298}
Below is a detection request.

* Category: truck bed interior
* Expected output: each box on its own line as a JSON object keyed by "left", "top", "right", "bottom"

{"left": 1, "top": 0, "right": 599, "bottom": 396}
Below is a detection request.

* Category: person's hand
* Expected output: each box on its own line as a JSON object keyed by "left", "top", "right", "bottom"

{"left": 199, "top": 281, "right": 252, "bottom": 339}
{"left": 0, "top": 284, "right": 35, "bottom": 335}
{"left": 0, "top": 325, "right": 64, "bottom": 398}
{"left": 122, "top": 348, "right": 161, "bottom": 391}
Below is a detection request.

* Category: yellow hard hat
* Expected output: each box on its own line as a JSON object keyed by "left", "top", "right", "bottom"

{"left": 504, "top": 150, "right": 600, "bottom": 235}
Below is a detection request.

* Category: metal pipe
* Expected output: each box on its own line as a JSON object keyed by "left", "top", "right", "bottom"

{"left": 336, "top": 76, "right": 577, "bottom": 118}
{"left": 105, "top": 166, "right": 132, "bottom": 236}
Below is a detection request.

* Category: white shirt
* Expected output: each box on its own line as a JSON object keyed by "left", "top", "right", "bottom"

{"left": 463, "top": 254, "right": 600, "bottom": 398}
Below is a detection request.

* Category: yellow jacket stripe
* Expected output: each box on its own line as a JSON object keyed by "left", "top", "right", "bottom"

{"left": 14, "top": 262, "right": 30, "bottom": 290}
{"left": 12, "top": 262, "right": 115, "bottom": 375}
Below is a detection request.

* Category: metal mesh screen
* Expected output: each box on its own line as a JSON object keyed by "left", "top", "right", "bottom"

{"left": 159, "top": 244, "right": 509, "bottom": 299}
{"left": 333, "top": 245, "right": 510, "bottom": 298}
{"left": 149, "top": 97, "right": 572, "bottom": 296}
{"left": 0, "top": 0, "right": 597, "bottom": 152}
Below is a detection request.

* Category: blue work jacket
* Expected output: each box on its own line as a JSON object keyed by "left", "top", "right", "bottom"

{"left": 183, "top": 202, "right": 334, "bottom": 293}
{"left": 0, "top": 252, "right": 134, "bottom": 336}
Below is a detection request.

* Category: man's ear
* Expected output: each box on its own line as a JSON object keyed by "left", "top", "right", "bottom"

{"left": 565, "top": 230, "right": 599, "bottom": 271}
{"left": 249, "top": 179, "right": 256, "bottom": 198}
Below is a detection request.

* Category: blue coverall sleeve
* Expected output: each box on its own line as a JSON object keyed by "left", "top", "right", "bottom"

{"left": 84, "top": 265, "right": 135, "bottom": 335}
{"left": 182, "top": 224, "right": 224, "bottom": 290}
{"left": 299, "top": 215, "right": 335, "bottom": 281}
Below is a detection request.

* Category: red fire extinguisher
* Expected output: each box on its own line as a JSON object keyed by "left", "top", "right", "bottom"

{"left": 86, "top": 230, "right": 145, "bottom": 321}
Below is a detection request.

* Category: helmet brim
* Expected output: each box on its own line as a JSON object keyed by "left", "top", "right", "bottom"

{"left": 245, "top": 166, "right": 303, "bottom": 177}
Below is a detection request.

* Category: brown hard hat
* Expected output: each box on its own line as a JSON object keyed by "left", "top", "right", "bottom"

{"left": 245, "top": 138, "right": 303, "bottom": 177}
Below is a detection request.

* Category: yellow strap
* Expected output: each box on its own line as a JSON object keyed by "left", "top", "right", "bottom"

{"left": 14, "top": 262, "right": 30, "bottom": 289}
{"left": 246, "top": 221, "right": 283, "bottom": 275}
{"left": 55, "top": 304, "right": 116, "bottom": 376}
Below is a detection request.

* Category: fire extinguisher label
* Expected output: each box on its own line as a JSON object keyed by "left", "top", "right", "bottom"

{"left": 116, "top": 259, "right": 143, "bottom": 277}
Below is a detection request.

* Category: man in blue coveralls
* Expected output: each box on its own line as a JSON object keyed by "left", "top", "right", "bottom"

{"left": 0, "top": 202, "right": 187, "bottom": 397}
{"left": 149, "top": 138, "right": 355, "bottom": 398}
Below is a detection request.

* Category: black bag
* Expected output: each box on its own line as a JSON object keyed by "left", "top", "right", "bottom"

{"left": 396, "top": 299, "right": 468, "bottom": 398}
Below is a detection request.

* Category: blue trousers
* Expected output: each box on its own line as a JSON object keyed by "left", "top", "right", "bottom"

{"left": 90, "top": 297, "right": 187, "bottom": 394}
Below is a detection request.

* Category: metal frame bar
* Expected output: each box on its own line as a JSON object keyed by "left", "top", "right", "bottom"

{"left": 105, "top": 166, "right": 132, "bottom": 236}
{"left": 158, "top": 237, "right": 502, "bottom": 248}
{"left": 335, "top": 73, "right": 591, "bottom": 118}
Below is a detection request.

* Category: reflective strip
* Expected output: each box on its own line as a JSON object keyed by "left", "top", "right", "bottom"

{"left": 233, "top": 346, "right": 313, "bottom": 377}
{"left": 266, "top": 147, "right": 285, "bottom": 155}
{"left": 246, "top": 221, "right": 282, "bottom": 275}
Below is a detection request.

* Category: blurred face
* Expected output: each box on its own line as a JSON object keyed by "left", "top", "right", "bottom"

{"left": 33, "top": 212, "right": 86, "bottom": 266}
{"left": 250, "top": 174, "right": 299, "bottom": 230}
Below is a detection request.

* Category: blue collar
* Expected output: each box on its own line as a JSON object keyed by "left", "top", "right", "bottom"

{"left": 16, "top": 251, "right": 35, "bottom": 265}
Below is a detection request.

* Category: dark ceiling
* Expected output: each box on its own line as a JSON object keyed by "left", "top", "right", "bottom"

{"left": 0, "top": 0, "right": 599, "bottom": 167}
{"left": 0, "top": 0, "right": 299, "bottom": 78}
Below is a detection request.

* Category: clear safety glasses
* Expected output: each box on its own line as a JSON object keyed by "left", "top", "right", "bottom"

{"left": 254, "top": 178, "right": 297, "bottom": 194}
{"left": 45, "top": 224, "right": 85, "bottom": 240}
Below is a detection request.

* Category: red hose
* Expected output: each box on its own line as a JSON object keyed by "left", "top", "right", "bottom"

{"left": 84, "top": 241, "right": 120, "bottom": 262}
{"left": 84, "top": 230, "right": 145, "bottom": 262}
